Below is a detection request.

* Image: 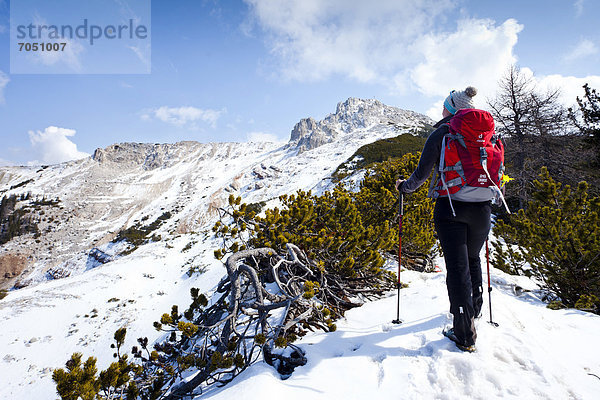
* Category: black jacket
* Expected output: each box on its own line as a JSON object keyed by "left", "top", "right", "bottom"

{"left": 401, "top": 115, "right": 452, "bottom": 194}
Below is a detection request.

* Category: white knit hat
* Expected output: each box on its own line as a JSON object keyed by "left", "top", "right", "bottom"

{"left": 443, "top": 86, "right": 477, "bottom": 114}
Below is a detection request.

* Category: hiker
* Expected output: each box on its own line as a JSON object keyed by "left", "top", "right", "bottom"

{"left": 396, "top": 86, "right": 504, "bottom": 352}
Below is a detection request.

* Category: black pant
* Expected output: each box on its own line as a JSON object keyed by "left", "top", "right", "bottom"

{"left": 434, "top": 198, "right": 491, "bottom": 346}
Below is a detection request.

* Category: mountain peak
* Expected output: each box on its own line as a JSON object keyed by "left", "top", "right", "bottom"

{"left": 335, "top": 97, "right": 384, "bottom": 115}
{"left": 287, "top": 97, "right": 430, "bottom": 153}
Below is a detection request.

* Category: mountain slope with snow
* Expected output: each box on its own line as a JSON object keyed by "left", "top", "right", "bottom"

{"left": 0, "top": 98, "right": 599, "bottom": 399}
{"left": 0, "top": 98, "right": 430, "bottom": 290}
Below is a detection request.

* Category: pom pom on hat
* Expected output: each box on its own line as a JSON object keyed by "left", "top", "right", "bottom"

{"left": 444, "top": 86, "right": 478, "bottom": 114}
{"left": 464, "top": 86, "right": 477, "bottom": 97}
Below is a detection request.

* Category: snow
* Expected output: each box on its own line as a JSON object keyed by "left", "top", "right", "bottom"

{"left": 0, "top": 237, "right": 226, "bottom": 398}
{"left": 3, "top": 242, "right": 598, "bottom": 399}
{"left": 202, "top": 265, "right": 600, "bottom": 400}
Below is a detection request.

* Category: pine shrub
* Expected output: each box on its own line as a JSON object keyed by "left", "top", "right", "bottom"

{"left": 214, "top": 188, "right": 395, "bottom": 279}
{"left": 52, "top": 353, "right": 100, "bottom": 400}
{"left": 493, "top": 167, "right": 600, "bottom": 311}
{"left": 54, "top": 328, "right": 142, "bottom": 400}
{"left": 214, "top": 154, "right": 437, "bottom": 277}
{"left": 354, "top": 152, "right": 437, "bottom": 264}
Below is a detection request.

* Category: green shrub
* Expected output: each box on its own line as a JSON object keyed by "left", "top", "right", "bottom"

{"left": 354, "top": 152, "right": 437, "bottom": 262}
{"left": 214, "top": 189, "right": 394, "bottom": 279}
{"left": 493, "top": 167, "right": 600, "bottom": 310}
{"left": 113, "top": 211, "right": 172, "bottom": 250}
{"left": 214, "top": 154, "right": 437, "bottom": 277}
{"left": 52, "top": 353, "right": 100, "bottom": 400}
{"left": 333, "top": 133, "right": 427, "bottom": 181}
{"left": 54, "top": 329, "right": 142, "bottom": 400}
{"left": 575, "top": 294, "right": 599, "bottom": 313}
{"left": 546, "top": 301, "right": 566, "bottom": 310}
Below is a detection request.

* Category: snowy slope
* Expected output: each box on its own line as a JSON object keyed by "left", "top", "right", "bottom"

{"left": 3, "top": 244, "right": 599, "bottom": 399}
{"left": 202, "top": 261, "right": 600, "bottom": 399}
{"left": 1, "top": 98, "right": 599, "bottom": 399}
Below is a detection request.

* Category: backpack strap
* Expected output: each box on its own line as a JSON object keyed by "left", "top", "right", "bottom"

{"left": 443, "top": 161, "right": 467, "bottom": 182}
{"left": 439, "top": 135, "right": 456, "bottom": 217}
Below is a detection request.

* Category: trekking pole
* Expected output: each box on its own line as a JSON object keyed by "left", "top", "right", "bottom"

{"left": 392, "top": 191, "right": 404, "bottom": 324}
{"left": 486, "top": 239, "right": 499, "bottom": 327}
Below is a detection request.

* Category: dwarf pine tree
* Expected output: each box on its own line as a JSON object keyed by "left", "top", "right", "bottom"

{"left": 52, "top": 353, "right": 100, "bottom": 400}
{"left": 53, "top": 328, "right": 141, "bottom": 400}
{"left": 354, "top": 152, "right": 437, "bottom": 268}
{"left": 492, "top": 167, "right": 600, "bottom": 312}
{"left": 214, "top": 188, "right": 396, "bottom": 280}
{"left": 215, "top": 154, "right": 437, "bottom": 275}
{"left": 569, "top": 83, "right": 600, "bottom": 164}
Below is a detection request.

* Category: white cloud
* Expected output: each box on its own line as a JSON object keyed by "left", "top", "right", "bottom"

{"left": 142, "top": 106, "right": 226, "bottom": 128}
{"left": 30, "top": 38, "right": 85, "bottom": 72}
{"left": 425, "top": 99, "right": 445, "bottom": 121}
{"left": 244, "top": 0, "right": 454, "bottom": 83}
{"left": 426, "top": 68, "right": 600, "bottom": 117}
{"left": 563, "top": 39, "right": 598, "bottom": 62}
{"left": 245, "top": 1, "right": 524, "bottom": 104}
{"left": 574, "top": 0, "right": 585, "bottom": 17}
{"left": 246, "top": 131, "right": 285, "bottom": 143}
{"left": 410, "top": 18, "right": 523, "bottom": 102}
{"left": 245, "top": 1, "right": 599, "bottom": 120}
{"left": 114, "top": 0, "right": 142, "bottom": 25}
{"left": 530, "top": 71, "right": 600, "bottom": 108}
{"left": 0, "top": 70, "right": 9, "bottom": 103}
{"left": 28, "top": 126, "right": 90, "bottom": 165}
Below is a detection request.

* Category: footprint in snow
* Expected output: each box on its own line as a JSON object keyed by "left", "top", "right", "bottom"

{"left": 371, "top": 353, "right": 387, "bottom": 387}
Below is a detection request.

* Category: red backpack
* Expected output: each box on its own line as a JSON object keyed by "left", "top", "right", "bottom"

{"left": 433, "top": 109, "right": 509, "bottom": 214}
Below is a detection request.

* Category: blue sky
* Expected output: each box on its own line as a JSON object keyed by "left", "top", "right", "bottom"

{"left": 0, "top": 0, "right": 599, "bottom": 166}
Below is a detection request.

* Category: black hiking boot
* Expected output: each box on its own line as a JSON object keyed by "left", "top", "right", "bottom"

{"left": 443, "top": 328, "right": 476, "bottom": 353}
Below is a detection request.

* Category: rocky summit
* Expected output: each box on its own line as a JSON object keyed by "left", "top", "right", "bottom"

{"left": 288, "top": 98, "right": 430, "bottom": 153}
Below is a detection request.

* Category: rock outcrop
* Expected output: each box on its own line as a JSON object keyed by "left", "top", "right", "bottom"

{"left": 92, "top": 142, "right": 200, "bottom": 170}
{"left": 287, "top": 97, "right": 431, "bottom": 153}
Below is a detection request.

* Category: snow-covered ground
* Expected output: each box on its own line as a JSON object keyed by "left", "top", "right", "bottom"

{"left": 2, "top": 240, "right": 599, "bottom": 399}
{"left": 203, "top": 260, "right": 600, "bottom": 400}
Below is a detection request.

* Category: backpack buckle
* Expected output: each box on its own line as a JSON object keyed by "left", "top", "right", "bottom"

{"left": 479, "top": 147, "right": 487, "bottom": 160}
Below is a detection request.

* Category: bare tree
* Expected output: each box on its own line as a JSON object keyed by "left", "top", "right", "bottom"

{"left": 487, "top": 65, "right": 574, "bottom": 209}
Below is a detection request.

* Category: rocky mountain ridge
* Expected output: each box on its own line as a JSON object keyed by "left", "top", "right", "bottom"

{"left": 288, "top": 97, "right": 431, "bottom": 153}
{"left": 0, "top": 98, "right": 431, "bottom": 290}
